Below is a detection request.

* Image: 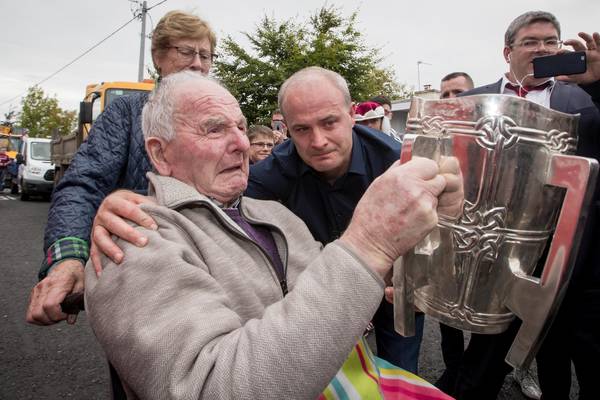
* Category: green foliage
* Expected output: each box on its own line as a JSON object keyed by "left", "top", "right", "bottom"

{"left": 17, "top": 86, "right": 77, "bottom": 137}
{"left": 213, "top": 6, "right": 410, "bottom": 124}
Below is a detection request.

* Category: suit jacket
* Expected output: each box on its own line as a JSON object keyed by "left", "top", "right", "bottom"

{"left": 461, "top": 79, "right": 600, "bottom": 288}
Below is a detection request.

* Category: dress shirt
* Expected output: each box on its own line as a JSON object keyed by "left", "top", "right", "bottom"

{"left": 501, "top": 75, "right": 554, "bottom": 107}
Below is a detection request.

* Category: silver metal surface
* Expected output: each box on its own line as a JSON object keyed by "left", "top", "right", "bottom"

{"left": 394, "top": 94, "right": 598, "bottom": 368}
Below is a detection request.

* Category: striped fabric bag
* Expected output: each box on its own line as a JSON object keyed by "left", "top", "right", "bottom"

{"left": 319, "top": 336, "right": 454, "bottom": 400}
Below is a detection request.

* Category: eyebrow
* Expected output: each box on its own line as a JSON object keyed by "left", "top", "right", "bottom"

{"left": 201, "top": 115, "right": 248, "bottom": 130}
{"left": 519, "top": 35, "right": 559, "bottom": 40}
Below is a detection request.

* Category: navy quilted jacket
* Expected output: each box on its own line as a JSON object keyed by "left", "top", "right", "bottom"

{"left": 44, "top": 92, "right": 153, "bottom": 251}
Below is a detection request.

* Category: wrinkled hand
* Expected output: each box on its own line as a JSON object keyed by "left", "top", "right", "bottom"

{"left": 560, "top": 32, "right": 600, "bottom": 85}
{"left": 90, "top": 190, "right": 156, "bottom": 276}
{"left": 341, "top": 157, "right": 446, "bottom": 278}
{"left": 26, "top": 259, "right": 84, "bottom": 325}
{"left": 437, "top": 156, "right": 464, "bottom": 219}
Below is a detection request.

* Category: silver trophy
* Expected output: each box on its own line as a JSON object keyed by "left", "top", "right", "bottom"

{"left": 393, "top": 94, "right": 598, "bottom": 368}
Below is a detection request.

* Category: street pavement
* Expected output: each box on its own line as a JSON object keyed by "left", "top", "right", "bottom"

{"left": 0, "top": 190, "right": 575, "bottom": 399}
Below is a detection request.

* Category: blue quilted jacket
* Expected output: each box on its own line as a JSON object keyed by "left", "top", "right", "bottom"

{"left": 44, "top": 92, "right": 152, "bottom": 251}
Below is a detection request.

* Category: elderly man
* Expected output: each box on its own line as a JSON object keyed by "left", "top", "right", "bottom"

{"left": 85, "top": 70, "right": 460, "bottom": 399}
{"left": 447, "top": 12, "right": 600, "bottom": 400}
{"left": 91, "top": 67, "right": 426, "bottom": 373}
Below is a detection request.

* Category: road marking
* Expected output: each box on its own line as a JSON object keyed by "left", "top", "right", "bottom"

{"left": 0, "top": 194, "right": 18, "bottom": 200}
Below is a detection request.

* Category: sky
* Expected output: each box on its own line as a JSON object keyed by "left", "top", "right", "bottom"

{"left": 1, "top": 0, "right": 598, "bottom": 119}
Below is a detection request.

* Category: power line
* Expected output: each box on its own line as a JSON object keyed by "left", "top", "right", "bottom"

{"left": 0, "top": 15, "right": 138, "bottom": 109}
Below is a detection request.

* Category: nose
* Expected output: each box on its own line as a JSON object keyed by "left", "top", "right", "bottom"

{"left": 233, "top": 129, "right": 250, "bottom": 153}
{"left": 310, "top": 128, "right": 328, "bottom": 149}
{"left": 188, "top": 54, "right": 210, "bottom": 74}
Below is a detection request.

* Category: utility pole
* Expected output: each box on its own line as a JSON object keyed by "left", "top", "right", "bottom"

{"left": 137, "top": 1, "right": 148, "bottom": 82}
{"left": 417, "top": 60, "right": 431, "bottom": 91}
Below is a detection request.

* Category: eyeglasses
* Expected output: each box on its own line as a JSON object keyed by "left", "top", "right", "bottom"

{"left": 251, "top": 142, "right": 274, "bottom": 149}
{"left": 512, "top": 38, "right": 562, "bottom": 50}
{"left": 168, "top": 46, "right": 218, "bottom": 64}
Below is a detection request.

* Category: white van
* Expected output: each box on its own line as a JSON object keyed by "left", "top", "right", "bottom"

{"left": 20, "top": 137, "right": 54, "bottom": 200}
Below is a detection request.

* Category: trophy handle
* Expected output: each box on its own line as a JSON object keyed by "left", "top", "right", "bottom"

{"left": 505, "top": 154, "right": 598, "bottom": 368}
{"left": 393, "top": 134, "right": 417, "bottom": 336}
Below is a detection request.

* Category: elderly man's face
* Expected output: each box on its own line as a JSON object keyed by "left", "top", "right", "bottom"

{"left": 163, "top": 81, "right": 250, "bottom": 203}
{"left": 282, "top": 76, "right": 354, "bottom": 182}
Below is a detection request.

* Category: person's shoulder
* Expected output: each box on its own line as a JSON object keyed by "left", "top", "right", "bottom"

{"left": 103, "top": 92, "right": 149, "bottom": 116}
{"left": 353, "top": 124, "right": 401, "bottom": 154}
{"left": 252, "top": 139, "right": 302, "bottom": 176}
{"left": 460, "top": 80, "right": 503, "bottom": 97}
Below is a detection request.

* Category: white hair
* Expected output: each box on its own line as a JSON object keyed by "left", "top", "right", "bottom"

{"left": 142, "top": 70, "right": 223, "bottom": 142}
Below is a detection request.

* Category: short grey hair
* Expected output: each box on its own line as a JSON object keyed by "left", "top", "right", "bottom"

{"left": 505, "top": 11, "right": 561, "bottom": 47}
{"left": 277, "top": 67, "right": 352, "bottom": 117}
{"left": 142, "top": 71, "right": 221, "bottom": 142}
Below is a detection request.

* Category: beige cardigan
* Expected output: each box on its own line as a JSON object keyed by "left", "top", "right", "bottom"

{"left": 85, "top": 172, "right": 384, "bottom": 400}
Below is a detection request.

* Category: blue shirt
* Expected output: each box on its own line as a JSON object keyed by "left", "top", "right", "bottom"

{"left": 246, "top": 125, "right": 401, "bottom": 244}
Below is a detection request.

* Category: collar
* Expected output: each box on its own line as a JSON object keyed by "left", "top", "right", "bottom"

{"left": 147, "top": 172, "right": 241, "bottom": 210}
{"left": 146, "top": 172, "right": 249, "bottom": 238}
{"left": 501, "top": 75, "right": 555, "bottom": 95}
{"left": 298, "top": 129, "right": 367, "bottom": 179}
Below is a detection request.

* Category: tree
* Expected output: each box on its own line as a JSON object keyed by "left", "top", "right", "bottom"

{"left": 213, "top": 6, "right": 410, "bottom": 124}
{"left": 17, "top": 86, "right": 77, "bottom": 137}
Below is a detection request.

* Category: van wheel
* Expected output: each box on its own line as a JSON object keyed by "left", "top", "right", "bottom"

{"left": 20, "top": 192, "right": 29, "bottom": 201}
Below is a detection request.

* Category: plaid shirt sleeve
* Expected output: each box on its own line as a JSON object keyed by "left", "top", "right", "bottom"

{"left": 38, "top": 237, "right": 89, "bottom": 280}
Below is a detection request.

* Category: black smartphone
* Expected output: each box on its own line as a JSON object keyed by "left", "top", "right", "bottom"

{"left": 273, "top": 121, "right": 285, "bottom": 131}
{"left": 533, "top": 51, "right": 587, "bottom": 78}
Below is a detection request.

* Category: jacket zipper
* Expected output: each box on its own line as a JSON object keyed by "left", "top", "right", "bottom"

{"left": 193, "top": 201, "right": 289, "bottom": 296}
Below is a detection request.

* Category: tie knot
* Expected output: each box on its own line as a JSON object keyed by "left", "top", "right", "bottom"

{"left": 505, "top": 81, "right": 552, "bottom": 97}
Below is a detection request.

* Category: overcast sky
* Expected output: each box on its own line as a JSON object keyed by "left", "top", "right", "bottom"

{"left": 1, "top": 0, "right": 598, "bottom": 119}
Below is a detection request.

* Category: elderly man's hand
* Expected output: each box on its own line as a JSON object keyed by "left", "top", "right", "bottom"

{"left": 341, "top": 157, "right": 446, "bottom": 278}
{"left": 26, "top": 259, "right": 84, "bottom": 325}
{"left": 90, "top": 190, "right": 157, "bottom": 276}
{"left": 438, "top": 156, "right": 464, "bottom": 219}
{"left": 560, "top": 32, "right": 600, "bottom": 85}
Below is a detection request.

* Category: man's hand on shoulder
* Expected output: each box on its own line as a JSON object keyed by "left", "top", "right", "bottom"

{"left": 90, "top": 190, "right": 157, "bottom": 276}
{"left": 26, "top": 259, "right": 85, "bottom": 325}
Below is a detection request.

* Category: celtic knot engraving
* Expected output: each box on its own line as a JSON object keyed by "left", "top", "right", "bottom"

{"left": 474, "top": 115, "right": 518, "bottom": 150}
{"left": 421, "top": 116, "right": 446, "bottom": 136}
{"left": 546, "top": 129, "right": 577, "bottom": 153}
{"left": 451, "top": 206, "right": 507, "bottom": 262}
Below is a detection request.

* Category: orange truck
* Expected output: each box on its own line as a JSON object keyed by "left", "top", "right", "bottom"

{"left": 51, "top": 80, "right": 155, "bottom": 183}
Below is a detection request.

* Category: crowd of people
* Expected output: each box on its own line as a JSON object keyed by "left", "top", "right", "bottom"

{"left": 24, "top": 8, "right": 600, "bottom": 400}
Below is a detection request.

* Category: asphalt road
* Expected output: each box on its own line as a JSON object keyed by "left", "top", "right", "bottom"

{"left": 0, "top": 190, "right": 574, "bottom": 399}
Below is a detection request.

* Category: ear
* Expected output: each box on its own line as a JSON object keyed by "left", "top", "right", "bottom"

{"left": 145, "top": 137, "right": 172, "bottom": 176}
{"left": 349, "top": 103, "right": 356, "bottom": 124}
{"left": 503, "top": 46, "right": 511, "bottom": 63}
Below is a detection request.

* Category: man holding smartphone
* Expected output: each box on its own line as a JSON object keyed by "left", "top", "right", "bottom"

{"left": 271, "top": 109, "right": 288, "bottom": 144}
{"left": 445, "top": 11, "right": 600, "bottom": 400}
